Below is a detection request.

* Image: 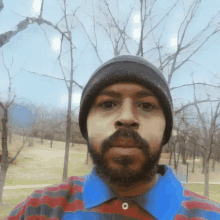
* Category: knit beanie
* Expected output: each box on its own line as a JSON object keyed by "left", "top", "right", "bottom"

{"left": 79, "top": 55, "right": 173, "bottom": 146}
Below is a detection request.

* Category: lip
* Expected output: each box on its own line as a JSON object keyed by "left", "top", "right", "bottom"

{"left": 113, "top": 137, "right": 136, "bottom": 148}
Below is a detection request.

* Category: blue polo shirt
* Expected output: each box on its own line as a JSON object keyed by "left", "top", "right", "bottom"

{"left": 75, "top": 165, "right": 183, "bottom": 219}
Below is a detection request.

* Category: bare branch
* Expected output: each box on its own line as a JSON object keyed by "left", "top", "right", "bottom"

{"left": 39, "top": 25, "right": 51, "bottom": 47}
{"left": 0, "top": 101, "right": 5, "bottom": 111}
{"left": 8, "top": 129, "right": 33, "bottom": 164}
{"left": 0, "top": 16, "right": 76, "bottom": 49}
{"left": 39, "top": 0, "right": 44, "bottom": 19}
{"left": 2, "top": 52, "right": 12, "bottom": 103}
{"left": 0, "top": 0, "right": 3, "bottom": 13}
{"left": 101, "top": 0, "right": 138, "bottom": 48}
{"left": 75, "top": 15, "right": 102, "bottom": 63}
{"left": 166, "top": 1, "right": 220, "bottom": 84}
{"left": 171, "top": 82, "right": 220, "bottom": 91}
{"left": 57, "top": 34, "right": 69, "bottom": 89}
{"left": 192, "top": 73, "right": 208, "bottom": 138}
{"left": 174, "top": 99, "right": 219, "bottom": 115}
{"left": 142, "top": 0, "right": 180, "bottom": 42}
{"left": 24, "top": 69, "right": 84, "bottom": 90}
{"left": 137, "top": 0, "right": 157, "bottom": 56}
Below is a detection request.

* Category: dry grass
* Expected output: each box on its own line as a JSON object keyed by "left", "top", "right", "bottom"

{"left": 159, "top": 153, "right": 220, "bottom": 183}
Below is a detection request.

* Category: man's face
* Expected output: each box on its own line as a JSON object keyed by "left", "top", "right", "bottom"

{"left": 87, "top": 82, "right": 166, "bottom": 187}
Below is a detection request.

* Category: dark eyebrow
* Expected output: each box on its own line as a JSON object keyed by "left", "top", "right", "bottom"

{"left": 98, "top": 90, "right": 156, "bottom": 98}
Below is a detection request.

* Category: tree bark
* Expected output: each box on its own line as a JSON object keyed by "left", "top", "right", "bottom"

{"left": 0, "top": 166, "right": 8, "bottom": 205}
{"left": 72, "top": 128, "right": 74, "bottom": 147}
{"left": 192, "top": 144, "right": 196, "bottom": 173}
{"left": 50, "top": 130, "right": 55, "bottom": 148}
{"left": 173, "top": 143, "right": 177, "bottom": 170}
{"left": 202, "top": 154, "right": 205, "bottom": 174}
{"left": 62, "top": 34, "right": 74, "bottom": 182}
{"left": 204, "top": 152, "right": 210, "bottom": 198}
{"left": 41, "top": 130, "right": 44, "bottom": 145}
{"left": 181, "top": 139, "right": 186, "bottom": 165}
{"left": 9, "top": 130, "right": 12, "bottom": 143}
{"left": 169, "top": 148, "right": 173, "bottom": 166}
{"left": 212, "top": 158, "right": 215, "bottom": 171}
{"left": 0, "top": 109, "right": 8, "bottom": 205}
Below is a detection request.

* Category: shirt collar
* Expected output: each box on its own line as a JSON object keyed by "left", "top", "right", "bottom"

{"left": 135, "top": 165, "right": 183, "bottom": 220}
{"left": 83, "top": 165, "right": 183, "bottom": 219}
{"left": 83, "top": 168, "right": 117, "bottom": 209}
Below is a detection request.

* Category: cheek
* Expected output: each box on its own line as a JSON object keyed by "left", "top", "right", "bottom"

{"left": 87, "top": 112, "right": 114, "bottom": 138}
{"left": 87, "top": 113, "right": 112, "bottom": 153}
{"left": 141, "top": 117, "right": 165, "bottom": 145}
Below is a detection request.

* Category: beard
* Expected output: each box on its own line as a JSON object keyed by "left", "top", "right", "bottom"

{"left": 87, "top": 128, "right": 163, "bottom": 188}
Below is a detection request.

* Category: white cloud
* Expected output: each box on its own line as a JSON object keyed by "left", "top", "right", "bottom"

{"left": 61, "top": 94, "right": 68, "bottom": 105}
{"left": 60, "top": 93, "right": 81, "bottom": 105}
{"left": 132, "top": 13, "right": 141, "bottom": 41}
{"left": 169, "top": 33, "right": 178, "bottom": 50}
{"left": 51, "top": 37, "right": 61, "bottom": 52}
{"left": 32, "top": 0, "right": 41, "bottom": 13}
{"left": 133, "top": 28, "right": 141, "bottom": 39}
{"left": 72, "top": 93, "right": 81, "bottom": 104}
{"left": 133, "top": 14, "right": 140, "bottom": 24}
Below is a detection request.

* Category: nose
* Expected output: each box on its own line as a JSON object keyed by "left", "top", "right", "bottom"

{"left": 114, "top": 99, "right": 139, "bottom": 130}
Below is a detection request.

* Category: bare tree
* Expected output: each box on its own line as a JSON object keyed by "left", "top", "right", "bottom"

{"left": 192, "top": 77, "right": 220, "bottom": 198}
{"left": 81, "top": 0, "right": 220, "bottom": 118}
{"left": 0, "top": 54, "right": 23, "bottom": 205}
{"left": 53, "top": 0, "right": 83, "bottom": 181}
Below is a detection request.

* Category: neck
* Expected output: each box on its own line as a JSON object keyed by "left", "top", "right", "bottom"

{"left": 110, "top": 174, "right": 159, "bottom": 197}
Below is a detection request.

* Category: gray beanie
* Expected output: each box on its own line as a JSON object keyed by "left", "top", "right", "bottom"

{"left": 79, "top": 55, "right": 173, "bottom": 146}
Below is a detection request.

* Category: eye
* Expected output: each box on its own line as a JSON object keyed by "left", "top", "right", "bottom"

{"left": 138, "top": 102, "right": 157, "bottom": 112}
{"left": 100, "top": 101, "right": 116, "bottom": 109}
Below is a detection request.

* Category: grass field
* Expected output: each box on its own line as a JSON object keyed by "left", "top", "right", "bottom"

{"left": 1, "top": 134, "right": 220, "bottom": 219}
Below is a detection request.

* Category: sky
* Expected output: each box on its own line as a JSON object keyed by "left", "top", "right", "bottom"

{"left": 0, "top": 0, "right": 220, "bottom": 123}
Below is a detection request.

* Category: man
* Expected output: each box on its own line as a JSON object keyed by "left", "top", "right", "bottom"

{"left": 7, "top": 55, "right": 220, "bottom": 219}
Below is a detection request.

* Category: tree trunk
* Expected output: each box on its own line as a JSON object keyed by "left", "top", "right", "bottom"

{"left": 177, "top": 143, "right": 181, "bottom": 170}
{"left": 31, "top": 135, "right": 33, "bottom": 146}
{"left": 41, "top": 130, "right": 44, "bottom": 145}
{"left": 50, "top": 130, "right": 55, "bottom": 148}
{"left": 169, "top": 149, "right": 173, "bottom": 166}
{"left": 0, "top": 109, "right": 8, "bottom": 205}
{"left": 167, "top": 142, "right": 172, "bottom": 165}
{"left": 85, "top": 147, "right": 89, "bottom": 165}
{"left": 182, "top": 141, "right": 186, "bottom": 165}
{"left": 9, "top": 130, "right": 12, "bottom": 144}
{"left": 204, "top": 154, "right": 210, "bottom": 198}
{"left": 0, "top": 165, "right": 8, "bottom": 205}
{"left": 23, "top": 129, "right": 25, "bottom": 145}
{"left": 72, "top": 129, "right": 74, "bottom": 147}
{"left": 212, "top": 158, "right": 215, "bottom": 171}
{"left": 192, "top": 145, "right": 196, "bottom": 173}
{"left": 173, "top": 143, "right": 176, "bottom": 169}
{"left": 202, "top": 155, "right": 205, "bottom": 174}
{"left": 63, "top": 108, "right": 71, "bottom": 181}
{"left": 62, "top": 36, "right": 74, "bottom": 182}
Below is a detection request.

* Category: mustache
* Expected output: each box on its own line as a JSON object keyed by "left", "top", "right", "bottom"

{"left": 101, "top": 128, "right": 150, "bottom": 153}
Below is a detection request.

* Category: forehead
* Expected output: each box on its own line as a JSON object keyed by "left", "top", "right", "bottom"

{"left": 97, "top": 82, "right": 156, "bottom": 98}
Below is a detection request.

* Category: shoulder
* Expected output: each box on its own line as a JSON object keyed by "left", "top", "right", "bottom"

{"left": 182, "top": 187, "right": 220, "bottom": 208}
{"left": 174, "top": 187, "right": 220, "bottom": 219}
{"left": 7, "top": 175, "right": 87, "bottom": 220}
